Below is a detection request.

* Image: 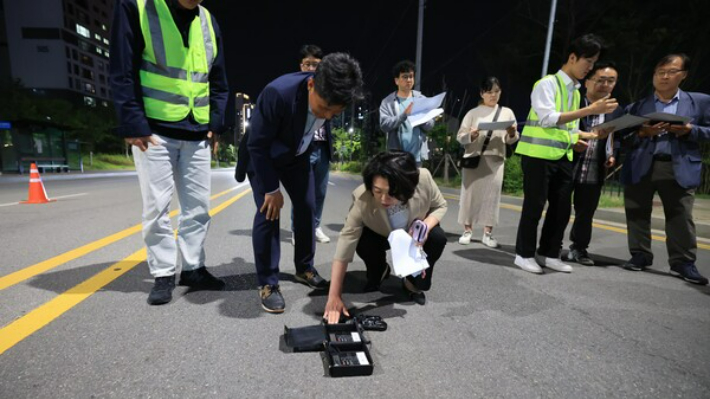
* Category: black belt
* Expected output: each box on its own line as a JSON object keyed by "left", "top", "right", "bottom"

{"left": 653, "top": 154, "right": 672, "bottom": 162}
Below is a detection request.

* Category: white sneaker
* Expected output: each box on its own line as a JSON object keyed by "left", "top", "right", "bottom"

{"left": 458, "top": 231, "right": 472, "bottom": 245}
{"left": 536, "top": 255, "right": 573, "bottom": 273}
{"left": 481, "top": 232, "right": 498, "bottom": 248}
{"left": 290, "top": 234, "right": 295, "bottom": 246}
{"left": 514, "top": 255, "right": 543, "bottom": 274}
{"left": 315, "top": 227, "right": 331, "bottom": 243}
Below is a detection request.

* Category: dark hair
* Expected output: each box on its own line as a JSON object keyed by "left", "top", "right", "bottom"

{"left": 313, "top": 53, "right": 365, "bottom": 106}
{"left": 392, "top": 60, "right": 416, "bottom": 78}
{"left": 299, "top": 44, "right": 323, "bottom": 62}
{"left": 480, "top": 76, "right": 501, "bottom": 93}
{"left": 363, "top": 151, "right": 420, "bottom": 203}
{"left": 655, "top": 53, "right": 690, "bottom": 71}
{"left": 587, "top": 60, "right": 618, "bottom": 78}
{"left": 568, "top": 34, "right": 604, "bottom": 59}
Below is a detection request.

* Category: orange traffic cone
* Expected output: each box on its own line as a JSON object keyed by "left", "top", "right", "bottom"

{"left": 20, "top": 163, "right": 55, "bottom": 204}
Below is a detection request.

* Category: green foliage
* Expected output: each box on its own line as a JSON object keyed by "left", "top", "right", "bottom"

{"left": 85, "top": 153, "right": 135, "bottom": 170}
{"left": 0, "top": 80, "right": 122, "bottom": 153}
{"left": 337, "top": 161, "right": 363, "bottom": 174}
{"left": 332, "top": 127, "right": 362, "bottom": 162}
{"left": 502, "top": 154, "right": 523, "bottom": 194}
{"left": 428, "top": 123, "right": 459, "bottom": 156}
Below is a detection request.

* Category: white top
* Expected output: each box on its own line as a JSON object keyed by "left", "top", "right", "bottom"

{"left": 530, "top": 70, "right": 580, "bottom": 128}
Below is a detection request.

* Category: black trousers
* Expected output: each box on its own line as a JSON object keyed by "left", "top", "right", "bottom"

{"left": 355, "top": 225, "right": 447, "bottom": 291}
{"left": 515, "top": 155, "right": 574, "bottom": 258}
{"left": 624, "top": 160, "right": 696, "bottom": 267}
{"left": 569, "top": 182, "right": 603, "bottom": 251}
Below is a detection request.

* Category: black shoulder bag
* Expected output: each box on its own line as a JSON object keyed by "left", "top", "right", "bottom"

{"left": 459, "top": 105, "right": 502, "bottom": 169}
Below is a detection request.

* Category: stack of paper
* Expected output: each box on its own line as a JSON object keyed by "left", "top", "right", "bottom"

{"left": 407, "top": 92, "right": 446, "bottom": 127}
{"left": 387, "top": 229, "right": 429, "bottom": 278}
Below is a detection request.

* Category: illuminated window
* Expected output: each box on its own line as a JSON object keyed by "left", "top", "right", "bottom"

{"left": 76, "top": 24, "right": 90, "bottom": 38}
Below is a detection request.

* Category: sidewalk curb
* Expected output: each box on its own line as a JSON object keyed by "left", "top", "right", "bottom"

{"left": 439, "top": 186, "right": 710, "bottom": 240}
{"left": 0, "top": 168, "right": 236, "bottom": 185}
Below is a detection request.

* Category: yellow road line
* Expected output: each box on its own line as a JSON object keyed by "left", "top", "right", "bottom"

{"left": 0, "top": 185, "right": 244, "bottom": 291}
{"left": 442, "top": 194, "right": 710, "bottom": 251}
{"left": 0, "top": 188, "right": 251, "bottom": 355}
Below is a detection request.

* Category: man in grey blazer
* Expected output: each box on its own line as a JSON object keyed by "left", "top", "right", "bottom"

{"left": 379, "top": 60, "right": 436, "bottom": 166}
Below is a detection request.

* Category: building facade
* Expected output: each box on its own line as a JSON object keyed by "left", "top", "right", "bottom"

{"left": 1, "top": 0, "right": 113, "bottom": 107}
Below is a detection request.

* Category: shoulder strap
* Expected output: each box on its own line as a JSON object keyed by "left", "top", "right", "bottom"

{"left": 480, "top": 105, "right": 503, "bottom": 153}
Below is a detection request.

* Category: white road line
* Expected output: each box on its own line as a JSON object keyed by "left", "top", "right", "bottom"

{"left": 52, "top": 193, "right": 88, "bottom": 200}
{"left": 0, "top": 192, "right": 88, "bottom": 207}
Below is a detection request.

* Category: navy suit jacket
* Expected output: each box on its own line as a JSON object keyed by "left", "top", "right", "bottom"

{"left": 621, "top": 90, "right": 710, "bottom": 189}
{"left": 235, "top": 72, "right": 334, "bottom": 193}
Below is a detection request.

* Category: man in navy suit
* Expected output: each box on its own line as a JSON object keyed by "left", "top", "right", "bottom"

{"left": 567, "top": 61, "right": 625, "bottom": 266}
{"left": 237, "top": 53, "right": 365, "bottom": 313}
{"left": 621, "top": 53, "right": 710, "bottom": 285}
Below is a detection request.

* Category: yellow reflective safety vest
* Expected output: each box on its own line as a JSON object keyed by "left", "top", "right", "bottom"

{"left": 516, "top": 73, "right": 580, "bottom": 161}
{"left": 137, "top": 0, "right": 216, "bottom": 123}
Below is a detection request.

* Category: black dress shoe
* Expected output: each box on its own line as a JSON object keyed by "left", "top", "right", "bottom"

{"left": 259, "top": 284, "right": 285, "bottom": 313}
{"left": 623, "top": 253, "right": 652, "bottom": 271}
{"left": 179, "top": 267, "right": 225, "bottom": 290}
{"left": 409, "top": 291, "right": 426, "bottom": 305}
{"left": 294, "top": 270, "right": 329, "bottom": 290}
{"left": 147, "top": 275, "right": 175, "bottom": 305}
{"left": 402, "top": 279, "right": 426, "bottom": 305}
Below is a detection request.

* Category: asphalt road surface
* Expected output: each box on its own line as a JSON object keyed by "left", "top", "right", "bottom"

{"left": 1, "top": 169, "right": 708, "bottom": 398}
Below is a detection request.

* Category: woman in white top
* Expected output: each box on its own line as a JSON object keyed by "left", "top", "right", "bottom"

{"left": 457, "top": 77, "right": 519, "bottom": 247}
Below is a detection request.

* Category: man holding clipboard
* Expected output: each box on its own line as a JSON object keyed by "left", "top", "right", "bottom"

{"left": 566, "top": 61, "right": 625, "bottom": 266}
{"left": 621, "top": 53, "right": 710, "bottom": 285}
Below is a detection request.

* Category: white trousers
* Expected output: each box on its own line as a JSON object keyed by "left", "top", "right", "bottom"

{"left": 133, "top": 134, "right": 211, "bottom": 277}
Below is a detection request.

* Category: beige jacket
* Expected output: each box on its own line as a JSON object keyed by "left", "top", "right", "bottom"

{"left": 334, "top": 168, "right": 447, "bottom": 262}
{"left": 457, "top": 105, "right": 519, "bottom": 159}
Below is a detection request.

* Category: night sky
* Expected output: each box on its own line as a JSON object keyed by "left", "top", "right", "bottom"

{"left": 207, "top": 0, "right": 528, "bottom": 122}
{"left": 205, "top": 0, "right": 709, "bottom": 127}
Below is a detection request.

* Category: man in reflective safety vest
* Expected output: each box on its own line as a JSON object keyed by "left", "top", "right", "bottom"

{"left": 513, "top": 34, "right": 618, "bottom": 275}
{"left": 110, "top": 0, "right": 229, "bottom": 305}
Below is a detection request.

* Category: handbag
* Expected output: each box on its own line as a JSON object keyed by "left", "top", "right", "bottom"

{"left": 458, "top": 105, "right": 502, "bottom": 169}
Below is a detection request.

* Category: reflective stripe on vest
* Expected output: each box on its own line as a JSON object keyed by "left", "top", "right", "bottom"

{"left": 137, "top": 0, "right": 216, "bottom": 122}
{"left": 516, "top": 73, "right": 580, "bottom": 161}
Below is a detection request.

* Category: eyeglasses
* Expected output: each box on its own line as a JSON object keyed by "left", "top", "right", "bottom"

{"left": 482, "top": 90, "right": 501, "bottom": 95}
{"left": 301, "top": 62, "right": 320, "bottom": 69}
{"left": 655, "top": 69, "right": 685, "bottom": 77}
{"left": 398, "top": 74, "right": 414, "bottom": 80}
{"left": 589, "top": 78, "right": 617, "bottom": 85}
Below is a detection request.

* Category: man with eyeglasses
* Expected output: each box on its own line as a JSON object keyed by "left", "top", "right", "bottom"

{"left": 379, "top": 60, "right": 435, "bottom": 166}
{"left": 621, "top": 53, "right": 710, "bottom": 285}
{"left": 288, "top": 45, "right": 334, "bottom": 245}
{"left": 567, "top": 61, "right": 625, "bottom": 266}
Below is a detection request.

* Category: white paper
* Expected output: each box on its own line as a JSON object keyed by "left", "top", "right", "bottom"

{"left": 593, "top": 114, "right": 649, "bottom": 133}
{"left": 477, "top": 120, "right": 515, "bottom": 131}
{"left": 387, "top": 229, "right": 430, "bottom": 278}
{"left": 643, "top": 112, "right": 692, "bottom": 124}
{"left": 407, "top": 92, "right": 446, "bottom": 127}
{"left": 409, "top": 108, "right": 443, "bottom": 127}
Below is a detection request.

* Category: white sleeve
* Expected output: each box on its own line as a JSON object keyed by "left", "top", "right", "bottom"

{"left": 530, "top": 77, "right": 560, "bottom": 127}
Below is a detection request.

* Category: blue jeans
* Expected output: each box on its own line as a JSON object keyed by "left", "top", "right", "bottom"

{"left": 292, "top": 141, "right": 330, "bottom": 230}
